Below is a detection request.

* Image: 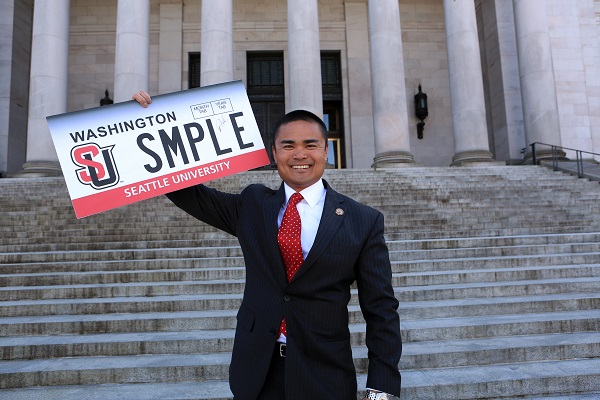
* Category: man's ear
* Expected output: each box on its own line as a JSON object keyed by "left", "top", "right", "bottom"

{"left": 272, "top": 145, "right": 277, "bottom": 162}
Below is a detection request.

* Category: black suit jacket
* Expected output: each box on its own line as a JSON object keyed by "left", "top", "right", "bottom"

{"left": 166, "top": 179, "right": 401, "bottom": 399}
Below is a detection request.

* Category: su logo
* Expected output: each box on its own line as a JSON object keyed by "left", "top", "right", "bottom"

{"left": 71, "top": 143, "right": 120, "bottom": 190}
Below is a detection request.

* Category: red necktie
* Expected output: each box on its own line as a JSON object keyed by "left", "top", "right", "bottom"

{"left": 277, "top": 192, "right": 304, "bottom": 337}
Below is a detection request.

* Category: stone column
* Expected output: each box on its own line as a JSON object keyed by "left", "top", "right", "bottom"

{"left": 513, "top": 0, "right": 562, "bottom": 161}
{"left": 201, "top": 0, "right": 233, "bottom": 86}
{"left": 20, "top": 0, "right": 70, "bottom": 177}
{"left": 287, "top": 0, "right": 323, "bottom": 117}
{"left": 344, "top": 1, "right": 375, "bottom": 168}
{"left": 1, "top": 0, "right": 33, "bottom": 177}
{"left": 114, "top": 0, "right": 150, "bottom": 103}
{"left": 158, "top": 4, "right": 183, "bottom": 94}
{"left": 444, "top": 0, "right": 495, "bottom": 166}
{"left": 368, "top": 0, "right": 414, "bottom": 167}
{"left": 479, "top": 0, "right": 526, "bottom": 164}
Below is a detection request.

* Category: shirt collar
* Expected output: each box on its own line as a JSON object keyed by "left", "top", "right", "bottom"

{"left": 283, "top": 180, "right": 326, "bottom": 208}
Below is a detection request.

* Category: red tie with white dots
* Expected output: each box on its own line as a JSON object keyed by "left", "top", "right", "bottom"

{"left": 277, "top": 192, "right": 304, "bottom": 338}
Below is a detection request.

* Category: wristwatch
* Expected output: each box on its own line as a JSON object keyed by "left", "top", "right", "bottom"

{"left": 364, "top": 390, "right": 390, "bottom": 400}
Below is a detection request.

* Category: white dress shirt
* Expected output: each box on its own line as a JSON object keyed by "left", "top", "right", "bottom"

{"left": 278, "top": 180, "right": 327, "bottom": 260}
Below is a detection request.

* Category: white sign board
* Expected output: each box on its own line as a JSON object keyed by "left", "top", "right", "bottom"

{"left": 47, "top": 81, "right": 270, "bottom": 218}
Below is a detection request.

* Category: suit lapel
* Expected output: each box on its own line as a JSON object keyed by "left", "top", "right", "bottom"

{"left": 292, "top": 181, "right": 345, "bottom": 282}
{"left": 264, "top": 183, "right": 288, "bottom": 287}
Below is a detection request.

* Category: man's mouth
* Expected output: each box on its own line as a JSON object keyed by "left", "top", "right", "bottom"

{"left": 291, "top": 165, "right": 310, "bottom": 170}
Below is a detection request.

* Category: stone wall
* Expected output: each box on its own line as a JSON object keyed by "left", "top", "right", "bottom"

{"left": 62, "top": 0, "right": 600, "bottom": 168}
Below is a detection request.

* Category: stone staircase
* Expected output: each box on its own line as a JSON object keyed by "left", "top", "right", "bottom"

{"left": 0, "top": 165, "right": 599, "bottom": 400}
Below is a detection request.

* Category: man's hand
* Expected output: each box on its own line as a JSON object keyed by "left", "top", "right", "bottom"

{"left": 132, "top": 91, "right": 152, "bottom": 108}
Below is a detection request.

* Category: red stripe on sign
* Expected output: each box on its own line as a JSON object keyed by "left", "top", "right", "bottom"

{"left": 71, "top": 149, "right": 270, "bottom": 218}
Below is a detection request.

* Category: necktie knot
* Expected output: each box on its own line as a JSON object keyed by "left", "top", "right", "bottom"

{"left": 288, "top": 192, "right": 303, "bottom": 208}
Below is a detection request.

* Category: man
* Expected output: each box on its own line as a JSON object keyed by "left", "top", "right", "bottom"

{"left": 133, "top": 90, "right": 402, "bottom": 400}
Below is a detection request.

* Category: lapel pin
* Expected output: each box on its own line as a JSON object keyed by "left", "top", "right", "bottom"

{"left": 335, "top": 208, "right": 344, "bottom": 216}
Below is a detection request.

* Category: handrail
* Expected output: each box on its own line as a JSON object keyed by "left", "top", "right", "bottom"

{"left": 530, "top": 142, "right": 599, "bottom": 179}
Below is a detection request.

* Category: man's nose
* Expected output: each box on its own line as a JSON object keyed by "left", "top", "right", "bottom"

{"left": 293, "top": 149, "right": 308, "bottom": 159}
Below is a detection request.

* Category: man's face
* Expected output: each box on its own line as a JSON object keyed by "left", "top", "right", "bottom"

{"left": 272, "top": 120, "right": 328, "bottom": 192}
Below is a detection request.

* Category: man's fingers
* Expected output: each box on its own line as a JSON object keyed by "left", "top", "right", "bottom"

{"left": 132, "top": 91, "right": 152, "bottom": 108}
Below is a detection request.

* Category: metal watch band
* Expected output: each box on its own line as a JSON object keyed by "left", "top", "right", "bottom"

{"left": 365, "top": 390, "right": 389, "bottom": 400}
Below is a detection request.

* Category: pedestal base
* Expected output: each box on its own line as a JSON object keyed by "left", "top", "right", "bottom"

{"left": 522, "top": 149, "right": 567, "bottom": 165}
{"left": 451, "top": 150, "right": 501, "bottom": 166}
{"left": 13, "top": 161, "right": 63, "bottom": 178}
{"left": 372, "top": 151, "right": 416, "bottom": 169}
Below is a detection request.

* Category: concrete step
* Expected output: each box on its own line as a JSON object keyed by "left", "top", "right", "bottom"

{"left": 0, "top": 238, "right": 241, "bottom": 253}
{"left": 391, "top": 358, "right": 600, "bottom": 400}
{"left": 400, "top": 292, "right": 600, "bottom": 319}
{"left": 0, "top": 382, "right": 233, "bottom": 400}
{"left": 2, "top": 326, "right": 597, "bottom": 370}
{"left": 401, "top": 309, "right": 600, "bottom": 342}
{"left": 0, "top": 380, "right": 598, "bottom": 400}
{"left": 3, "top": 231, "right": 600, "bottom": 253}
{"left": 0, "top": 293, "right": 244, "bottom": 318}
{"left": 2, "top": 167, "right": 600, "bottom": 399}
{"left": 0, "top": 258, "right": 248, "bottom": 275}
{"left": 0, "top": 356, "right": 597, "bottom": 399}
{"left": 1, "top": 263, "right": 596, "bottom": 289}
{"left": 1, "top": 275, "right": 598, "bottom": 302}
{"left": 385, "top": 225, "right": 600, "bottom": 240}
{"left": 499, "top": 395, "right": 600, "bottom": 400}
{"left": 1, "top": 307, "right": 597, "bottom": 348}
{"left": 5, "top": 208, "right": 599, "bottom": 227}
{"left": 398, "top": 264, "right": 600, "bottom": 287}
{"left": 399, "top": 276, "right": 600, "bottom": 301}
{"left": 397, "top": 331, "right": 600, "bottom": 370}
{"left": 3, "top": 241, "right": 599, "bottom": 264}
{"left": 1, "top": 293, "right": 597, "bottom": 337}
{"left": 1, "top": 247, "right": 597, "bottom": 276}
{"left": 7, "top": 224, "right": 599, "bottom": 245}
{"left": 389, "top": 233, "right": 600, "bottom": 250}
{"left": 1, "top": 232, "right": 234, "bottom": 247}
{"left": 1, "top": 273, "right": 598, "bottom": 315}
{"left": 0, "top": 325, "right": 598, "bottom": 388}
{"left": 394, "top": 252, "right": 600, "bottom": 272}
{"left": 0, "top": 267, "right": 247, "bottom": 287}
{"left": 0, "top": 352, "right": 232, "bottom": 389}
{"left": 6, "top": 214, "right": 598, "bottom": 236}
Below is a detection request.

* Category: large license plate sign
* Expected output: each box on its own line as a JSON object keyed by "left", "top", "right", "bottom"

{"left": 47, "top": 81, "right": 269, "bottom": 218}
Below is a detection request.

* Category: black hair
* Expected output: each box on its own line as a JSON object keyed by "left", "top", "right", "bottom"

{"left": 272, "top": 109, "right": 328, "bottom": 144}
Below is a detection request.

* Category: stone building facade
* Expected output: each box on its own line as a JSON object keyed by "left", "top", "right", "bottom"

{"left": 1, "top": 0, "right": 600, "bottom": 177}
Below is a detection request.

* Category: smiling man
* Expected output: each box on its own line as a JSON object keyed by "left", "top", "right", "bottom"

{"left": 133, "top": 91, "right": 402, "bottom": 400}
{"left": 271, "top": 112, "right": 328, "bottom": 192}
